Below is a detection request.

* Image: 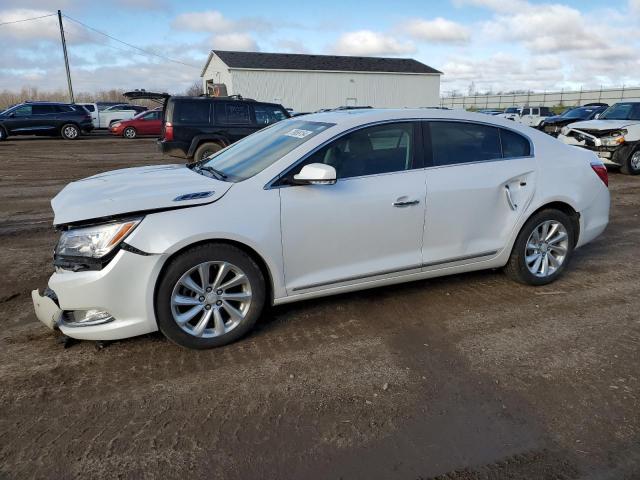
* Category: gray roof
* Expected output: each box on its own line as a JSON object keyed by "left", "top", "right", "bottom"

{"left": 210, "top": 50, "right": 442, "bottom": 75}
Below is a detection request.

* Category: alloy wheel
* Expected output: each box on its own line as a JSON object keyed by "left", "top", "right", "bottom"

{"left": 63, "top": 126, "right": 78, "bottom": 139}
{"left": 124, "top": 127, "right": 136, "bottom": 139}
{"left": 525, "top": 220, "right": 569, "bottom": 278}
{"left": 170, "top": 261, "right": 252, "bottom": 338}
{"left": 631, "top": 151, "right": 640, "bottom": 172}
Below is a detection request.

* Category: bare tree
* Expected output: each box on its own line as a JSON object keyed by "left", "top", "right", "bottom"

{"left": 183, "top": 81, "right": 203, "bottom": 97}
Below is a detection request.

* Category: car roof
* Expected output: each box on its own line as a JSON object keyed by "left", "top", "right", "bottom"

{"left": 21, "top": 101, "right": 73, "bottom": 106}
{"left": 298, "top": 108, "right": 538, "bottom": 132}
{"left": 169, "top": 96, "right": 282, "bottom": 106}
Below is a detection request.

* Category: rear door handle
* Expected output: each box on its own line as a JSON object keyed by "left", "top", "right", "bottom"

{"left": 393, "top": 200, "right": 420, "bottom": 207}
{"left": 504, "top": 185, "right": 517, "bottom": 211}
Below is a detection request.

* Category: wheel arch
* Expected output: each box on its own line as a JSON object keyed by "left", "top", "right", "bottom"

{"left": 187, "top": 134, "right": 230, "bottom": 158}
{"left": 526, "top": 200, "right": 580, "bottom": 247}
{"left": 154, "top": 238, "right": 275, "bottom": 308}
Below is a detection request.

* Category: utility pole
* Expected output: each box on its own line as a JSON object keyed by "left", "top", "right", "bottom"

{"left": 57, "top": 10, "right": 74, "bottom": 103}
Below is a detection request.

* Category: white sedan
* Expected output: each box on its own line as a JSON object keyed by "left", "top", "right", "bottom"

{"left": 32, "top": 109, "right": 610, "bottom": 349}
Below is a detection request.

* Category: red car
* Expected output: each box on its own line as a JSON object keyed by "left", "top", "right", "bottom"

{"left": 110, "top": 109, "right": 162, "bottom": 138}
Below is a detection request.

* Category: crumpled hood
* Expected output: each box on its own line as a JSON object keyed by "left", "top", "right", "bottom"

{"left": 567, "top": 119, "right": 639, "bottom": 131}
{"left": 52, "top": 164, "right": 231, "bottom": 225}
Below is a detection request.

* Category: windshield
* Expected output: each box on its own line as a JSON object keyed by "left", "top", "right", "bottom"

{"left": 200, "top": 119, "right": 335, "bottom": 182}
{"left": 600, "top": 103, "right": 640, "bottom": 121}
{"left": 563, "top": 108, "right": 594, "bottom": 119}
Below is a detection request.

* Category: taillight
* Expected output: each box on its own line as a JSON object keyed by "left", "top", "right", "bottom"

{"left": 164, "top": 121, "right": 173, "bottom": 141}
{"left": 591, "top": 162, "right": 608, "bottom": 187}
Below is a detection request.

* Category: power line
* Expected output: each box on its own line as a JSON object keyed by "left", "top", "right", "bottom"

{"left": 0, "top": 13, "right": 56, "bottom": 26}
{"left": 62, "top": 14, "right": 199, "bottom": 69}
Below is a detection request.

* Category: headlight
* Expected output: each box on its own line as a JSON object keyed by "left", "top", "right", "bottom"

{"left": 599, "top": 129, "right": 627, "bottom": 147}
{"left": 111, "top": 122, "right": 121, "bottom": 128}
{"left": 55, "top": 218, "right": 141, "bottom": 259}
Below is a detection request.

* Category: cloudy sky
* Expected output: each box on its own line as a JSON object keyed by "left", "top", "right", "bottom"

{"left": 1, "top": 0, "right": 639, "bottom": 95}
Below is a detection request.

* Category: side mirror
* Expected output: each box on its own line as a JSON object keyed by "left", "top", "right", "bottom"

{"left": 292, "top": 163, "right": 336, "bottom": 185}
{"left": 8, "top": 112, "right": 15, "bottom": 118}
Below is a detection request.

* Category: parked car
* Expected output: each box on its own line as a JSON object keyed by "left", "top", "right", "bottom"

{"left": 78, "top": 103, "right": 147, "bottom": 129}
{"left": 110, "top": 109, "right": 162, "bottom": 138}
{"left": 0, "top": 101, "right": 93, "bottom": 140}
{"left": 158, "top": 96, "right": 290, "bottom": 162}
{"left": 476, "top": 109, "right": 503, "bottom": 115}
{"left": 104, "top": 104, "right": 147, "bottom": 114}
{"left": 515, "top": 106, "right": 553, "bottom": 128}
{"left": 540, "top": 104, "right": 608, "bottom": 137}
{"left": 558, "top": 102, "right": 640, "bottom": 175}
{"left": 32, "top": 109, "right": 610, "bottom": 349}
{"left": 500, "top": 106, "right": 522, "bottom": 120}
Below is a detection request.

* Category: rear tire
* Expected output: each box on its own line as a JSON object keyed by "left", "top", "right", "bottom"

{"left": 504, "top": 209, "right": 575, "bottom": 286}
{"left": 60, "top": 123, "right": 80, "bottom": 140}
{"left": 621, "top": 149, "right": 640, "bottom": 175}
{"left": 194, "top": 142, "right": 223, "bottom": 162}
{"left": 155, "top": 243, "right": 266, "bottom": 349}
{"left": 123, "top": 127, "right": 137, "bottom": 139}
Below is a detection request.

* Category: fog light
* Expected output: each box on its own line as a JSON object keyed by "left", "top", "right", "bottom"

{"left": 61, "top": 309, "right": 114, "bottom": 327}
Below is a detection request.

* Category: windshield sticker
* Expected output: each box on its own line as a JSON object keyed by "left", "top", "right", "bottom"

{"left": 284, "top": 128, "right": 313, "bottom": 139}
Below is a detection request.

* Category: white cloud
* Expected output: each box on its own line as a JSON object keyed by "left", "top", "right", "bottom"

{"left": 0, "top": 8, "right": 68, "bottom": 42}
{"left": 172, "top": 10, "right": 272, "bottom": 34}
{"left": 210, "top": 33, "right": 259, "bottom": 51}
{"left": 403, "top": 17, "right": 470, "bottom": 44}
{"left": 330, "top": 30, "right": 415, "bottom": 56}
{"left": 630, "top": 0, "right": 640, "bottom": 12}
{"left": 452, "top": 0, "right": 528, "bottom": 13}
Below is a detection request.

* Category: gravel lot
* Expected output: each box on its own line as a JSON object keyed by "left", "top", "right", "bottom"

{"left": 0, "top": 134, "right": 639, "bottom": 479}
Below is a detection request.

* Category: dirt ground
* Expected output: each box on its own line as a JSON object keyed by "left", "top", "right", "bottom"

{"left": 0, "top": 133, "right": 638, "bottom": 480}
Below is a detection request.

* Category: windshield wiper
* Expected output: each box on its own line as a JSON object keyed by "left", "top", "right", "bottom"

{"left": 197, "top": 164, "right": 228, "bottom": 180}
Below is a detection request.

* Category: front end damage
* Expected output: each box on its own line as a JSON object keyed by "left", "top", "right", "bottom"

{"left": 559, "top": 127, "right": 637, "bottom": 167}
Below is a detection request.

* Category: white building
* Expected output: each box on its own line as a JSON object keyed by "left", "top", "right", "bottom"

{"left": 200, "top": 50, "right": 442, "bottom": 112}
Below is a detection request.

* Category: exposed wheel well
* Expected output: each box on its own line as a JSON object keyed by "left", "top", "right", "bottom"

{"left": 197, "top": 138, "right": 228, "bottom": 150}
{"left": 157, "top": 239, "right": 274, "bottom": 305}
{"left": 529, "top": 201, "right": 580, "bottom": 246}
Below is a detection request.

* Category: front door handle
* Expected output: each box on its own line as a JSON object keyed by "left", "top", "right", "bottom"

{"left": 393, "top": 200, "right": 420, "bottom": 207}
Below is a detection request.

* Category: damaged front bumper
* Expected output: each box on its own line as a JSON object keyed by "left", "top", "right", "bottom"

{"left": 31, "top": 288, "right": 63, "bottom": 330}
{"left": 32, "top": 248, "right": 166, "bottom": 341}
{"left": 558, "top": 129, "right": 635, "bottom": 167}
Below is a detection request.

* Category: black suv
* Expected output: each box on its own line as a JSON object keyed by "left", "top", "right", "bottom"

{"left": 0, "top": 101, "right": 93, "bottom": 140}
{"left": 158, "top": 96, "right": 290, "bottom": 161}
{"left": 539, "top": 104, "right": 608, "bottom": 137}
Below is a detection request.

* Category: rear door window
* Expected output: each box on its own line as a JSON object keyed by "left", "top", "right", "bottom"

{"left": 83, "top": 104, "right": 96, "bottom": 112}
{"left": 216, "top": 102, "right": 251, "bottom": 125}
{"left": 31, "top": 105, "right": 57, "bottom": 115}
{"left": 173, "top": 101, "right": 210, "bottom": 124}
{"left": 428, "top": 121, "right": 502, "bottom": 166}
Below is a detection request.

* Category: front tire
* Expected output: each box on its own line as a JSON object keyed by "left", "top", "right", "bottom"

{"left": 621, "top": 149, "right": 640, "bottom": 175}
{"left": 0, "top": 127, "right": 7, "bottom": 141}
{"left": 60, "top": 123, "right": 80, "bottom": 140}
{"left": 194, "top": 142, "right": 223, "bottom": 162}
{"left": 123, "top": 126, "right": 137, "bottom": 139}
{"left": 504, "top": 209, "right": 575, "bottom": 286}
{"left": 155, "top": 243, "right": 266, "bottom": 349}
